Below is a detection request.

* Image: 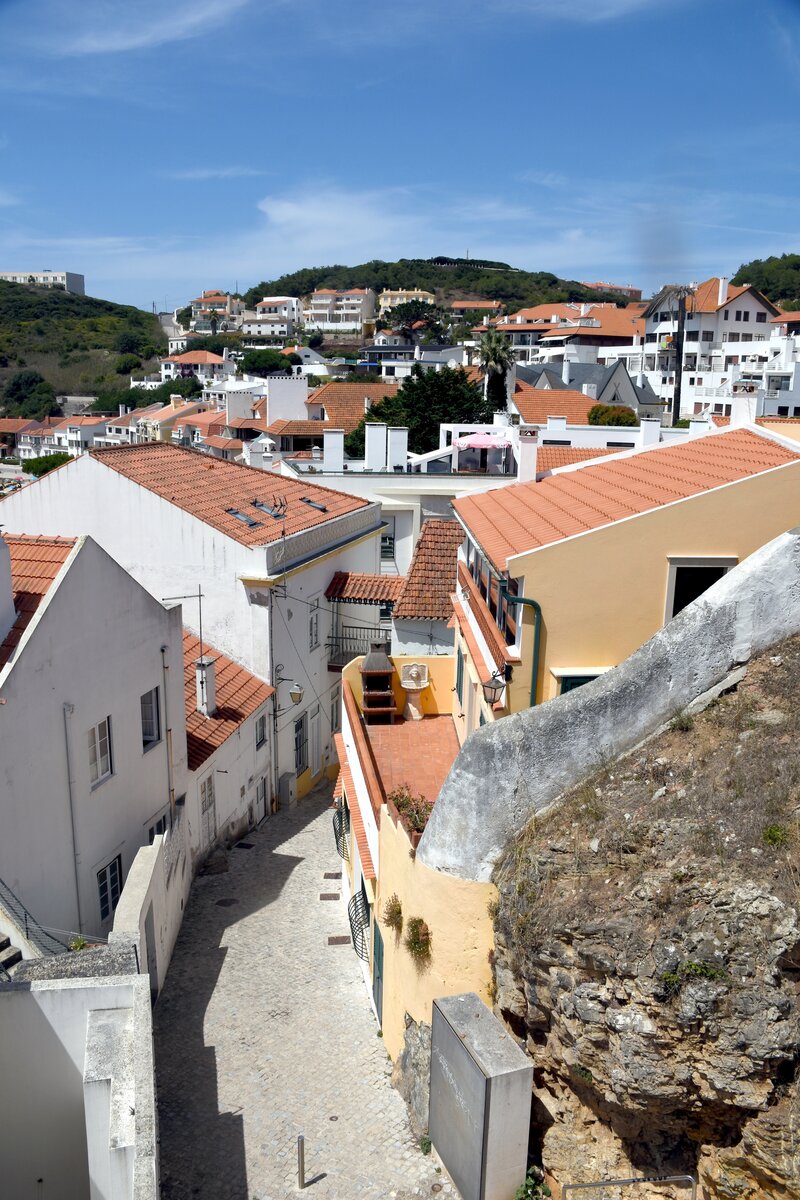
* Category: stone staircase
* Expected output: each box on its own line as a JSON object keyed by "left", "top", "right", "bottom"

{"left": 0, "top": 932, "right": 23, "bottom": 976}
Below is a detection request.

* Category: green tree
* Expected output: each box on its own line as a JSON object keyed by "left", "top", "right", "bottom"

{"left": 25, "top": 452, "right": 72, "bottom": 477}
{"left": 732, "top": 253, "right": 800, "bottom": 307}
{"left": 2, "top": 368, "right": 59, "bottom": 419}
{"left": 587, "top": 403, "right": 639, "bottom": 426}
{"left": 479, "top": 329, "right": 515, "bottom": 410}
{"left": 344, "top": 365, "right": 492, "bottom": 456}
{"left": 241, "top": 348, "right": 298, "bottom": 376}
{"left": 176, "top": 305, "right": 193, "bottom": 329}
{"left": 114, "top": 353, "right": 142, "bottom": 375}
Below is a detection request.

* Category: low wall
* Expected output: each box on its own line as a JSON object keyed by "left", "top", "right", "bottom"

{"left": 418, "top": 527, "right": 800, "bottom": 882}
{"left": 109, "top": 808, "right": 191, "bottom": 997}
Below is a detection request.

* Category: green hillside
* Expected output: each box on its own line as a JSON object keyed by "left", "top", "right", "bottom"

{"left": 0, "top": 281, "right": 166, "bottom": 419}
{"left": 242, "top": 257, "right": 635, "bottom": 311}
{"left": 732, "top": 254, "right": 800, "bottom": 309}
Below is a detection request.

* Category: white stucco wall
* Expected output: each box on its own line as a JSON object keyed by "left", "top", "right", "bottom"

{"left": 392, "top": 617, "right": 455, "bottom": 657}
{"left": 0, "top": 536, "right": 188, "bottom": 937}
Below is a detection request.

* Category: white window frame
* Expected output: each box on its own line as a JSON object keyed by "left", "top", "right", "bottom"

{"left": 309, "top": 597, "right": 320, "bottom": 651}
{"left": 255, "top": 711, "right": 267, "bottom": 749}
{"left": 88, "top": 716, "right": 113, "bottom": 786}
{"left": 140, "top": 686, "right": 161, "bottom": 752}
{"left": 664, "top": 556, "right": 738, "bottom": 623}
{"left": 330, "top": 686, "right": 341, "bottom": 735}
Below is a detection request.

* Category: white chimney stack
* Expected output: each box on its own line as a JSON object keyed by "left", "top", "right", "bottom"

{"left": 0, "top": 538, "right": 16, "bottom": 648}
{"left": 364, "top": 422, "right": 387, "bottom": 471}
{"left": 322, "top": 428, "right": 345, "bottom": 473}
{"left": 581, "top": 383, "right": 598, "bottom": 400}
{"left": 689, "top": 416, "right": 710, "bottom": 438}
{"left": 387, "top": 427, "right": 408, "bottom": 471}
{"left": 516, "top": 429, "right": 538, "bottom": 482}
{"left": 195, "top": 656, "right": 217, "bottom": 717}
{"left": 718, "top": 276, "right": 728, "bottom": 307}
{"left": 638, "top": 416, "right": 661, "bottom": 447}
{"left": 561, "top": 358, "right": 571, "bottom": 385}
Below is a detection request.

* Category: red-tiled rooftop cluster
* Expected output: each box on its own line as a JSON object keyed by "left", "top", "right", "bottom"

{"left": 325, "top": 572, "right": 405, "bottom": 603}
{"left": 393, "top": 519, "right": 463, "bottom": 620}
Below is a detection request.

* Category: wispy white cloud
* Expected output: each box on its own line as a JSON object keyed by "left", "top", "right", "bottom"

{"left": 518, "top": 170, "right": 568, "bottom": 189}
{"left": 495, "top": 0, "right": 670, "bottom": 18}
{"left": 166, "top": 166, "right": 270, "bottom": 182}
{"left": 20, "top": 0, "right": 253, "bottom": 56}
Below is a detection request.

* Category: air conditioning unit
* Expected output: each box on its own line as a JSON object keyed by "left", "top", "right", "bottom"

{"left": 278, "top": 771, "right": 297, "bottom": 810}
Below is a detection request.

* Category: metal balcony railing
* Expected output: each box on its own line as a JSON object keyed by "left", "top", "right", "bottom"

{"left": 333, "top": 806, "right": 350, "bottom": 861}
{"left": 347, "top": 890, "right": 370, "bottom": 962}
{"left": 0, "top": 876, "right": 70, "bottom": 957}
{"left": 328, "top": 625, "right": 391, "bottom": 669}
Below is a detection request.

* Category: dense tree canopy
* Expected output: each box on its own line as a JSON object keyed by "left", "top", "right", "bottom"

{"left": 344, "top": 365, "right": 494, "bottom": 456}
{"left": 2, "top": 369, "right": 59, "bottom": 419}
{"left": 732, "top": 254, "right": 800, "bottom": 308}
{"left": 25, "top": 453, "right": 72, "bottom": 477}
{"left": 240, "top": 348, "right": 300, "bottom": 376}
{"left": 587, "top": 403, "right": 639, "bottom": 427}
{"left": 242, "top": 258, "right": 631, "bottom": 313}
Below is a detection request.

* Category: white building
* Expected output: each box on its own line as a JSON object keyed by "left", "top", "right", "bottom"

{"left": 160, "top": 349, "right": 236, "bottom": 385}
{"left": 0, "top": 532, "right": 188, "bottom": 939}
{"left": 241, "top": 296, "right": 303, "bottom": 340}
{"left": 0, "top": 443, "right": 384, "bottom": 805}
{"left": 303, "top": 288, "right": 377, "bottom": 333}
{"left": 16, "top": 415, "right": 109, "bottom": 462}
{"left": 0, "top": 269, "right": 85, "bottom": 294}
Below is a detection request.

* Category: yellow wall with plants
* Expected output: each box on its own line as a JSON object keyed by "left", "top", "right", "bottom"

{"left": 502, "top": 464, "right": 800, "bottom": 706}
{"left": 376, "top": 807, "right": 496, "bottom": 1060}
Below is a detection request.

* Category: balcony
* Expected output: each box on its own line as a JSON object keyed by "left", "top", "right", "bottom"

{"left": 328, "top": 624, "right": 391, "bottom": 670}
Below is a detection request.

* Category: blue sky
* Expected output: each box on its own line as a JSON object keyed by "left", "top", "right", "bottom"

{"left": 0, "top": 0, "right": 798, "bottom": 309}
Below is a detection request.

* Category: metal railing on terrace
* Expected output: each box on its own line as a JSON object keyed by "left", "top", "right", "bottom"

{"left": 0, "top": 876, "right": 71, "bottom": 957}
{"left": 328, "top": 624, "right": 391, "bottom": 669}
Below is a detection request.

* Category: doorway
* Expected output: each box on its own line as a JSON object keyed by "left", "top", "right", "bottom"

{"left": 372, "top": 922, "right": 384, "bottom": 1024}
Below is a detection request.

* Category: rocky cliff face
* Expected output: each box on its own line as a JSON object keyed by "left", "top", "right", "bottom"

{"left": 493, "top": 638, "right": 800, "bottom": 1198}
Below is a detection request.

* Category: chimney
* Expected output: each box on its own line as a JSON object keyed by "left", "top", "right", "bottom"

{"left": 546, "top": 416, "right": 568, "bottom": 434}
{"left": 364, "top": 394, "right": 373, "bottom": 413}
{"left": 195, "top": 656, "right": 217, "bottom": 717}
{"left": 364, "top": 422, "right": 387, "bottom": 471}
{"left": 689, "top": 417, "right": 710, "bottom": 438}
{"left": 717, "top": 276, "right": 728, "bottom": 307}
{"left": 170, "top": 394, "right": 182, "bottom": 410}
{"left": 322, "top": 428, "right": 345, "bottom": 473}
{"left": 561, "top": 358, "right": 571, "bottom": 385}
{"left": 387, "top": 427, "right": 408, "bottom": 470}
{"left": 581, "top": 383, "right": 598, "bottom": 400}
{"left": 516, "top": 429, "right": 538, "bottom": 482}
{"left": 730, "top": 392, "right": 757, "bottom": 428}
{"left": 0, "top": 538, "right": 16, "bottom": 647}
{"left": 118, "top": 403, "right": 128, "bottom": 417}
{"left": 638, "top": 416, "right": 661, "bottom": 446}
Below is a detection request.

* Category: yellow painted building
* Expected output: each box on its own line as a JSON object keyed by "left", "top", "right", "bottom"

{"left": 451, "top": 427, "right": 800, "bottom": 731}
{"left": 378, "top": 288, "right": 436, "bottom": 314}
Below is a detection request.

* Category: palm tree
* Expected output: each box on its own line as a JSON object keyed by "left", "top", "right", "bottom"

{"left": 478, "top": 328, "right": 515, "bottom": 410}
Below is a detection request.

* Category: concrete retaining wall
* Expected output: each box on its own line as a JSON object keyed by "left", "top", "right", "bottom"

{"left": 417, "top": 528, "right": 800, "bottom": 882}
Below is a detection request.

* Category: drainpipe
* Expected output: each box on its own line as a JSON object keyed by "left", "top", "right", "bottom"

{"left": 499, "top": 584, "right": 542, "bottom": 708}
{"left": 62, "top": 702, "right": 85, "bottom": 934}
{"left": 160, "top": 645, "right": 175, "bottom": 814}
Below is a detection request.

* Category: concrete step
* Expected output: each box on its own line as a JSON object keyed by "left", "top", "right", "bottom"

{"left": 0, "top": 943, "right": 22, "bottom": 970}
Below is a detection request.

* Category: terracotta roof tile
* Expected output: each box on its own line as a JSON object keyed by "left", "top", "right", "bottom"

{"left": 202, "top": 435, "right": 244, "bottom": 452}
{"left": 333, "top": 732, "right": 375, "bottom": 880}
{"left": 88, "top": 443, "right": 370, "bottom": 548}
{"left": 770, "top": 310, "right": 800, "bottom": 323}
{"left": 308, "top": 381, "right": 400, "bottom": 434}
{"left": 365, "top": 717, "right": 459, "bottom": 807}
{"left": 325, "top": 572, "right": 405, "bottom": 603}
{"left": 0, "top": 535, "right": 76, "bottom": 670}
{"left": 393, "top": 520, "right": 463, "bottom": 620}
{"left": 266, "top": 419, "right": 327, "bottom": 438}
{"left": 164, "top": 351, "right": 226, "bottom": 364}
{"left": 183, "top": 631, "right": 273, "bottom": 772}
{"left": 0, "top": 419, "right": 36, "bottom": 434}
{"left": 513, "top": 383, "right": 605, "bottom": 425}
{"left": 536, "top": 446, "right": 620, "bottom": 475}
{"left": 454, "top": 427, "right": 800, "bottom": 571}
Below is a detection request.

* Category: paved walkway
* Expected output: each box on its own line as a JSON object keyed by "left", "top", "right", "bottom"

{"left": 154, "top": 782, "right": 453, "bottom": 1200}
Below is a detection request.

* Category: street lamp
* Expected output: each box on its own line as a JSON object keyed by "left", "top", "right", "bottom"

{"left": 481, "top": 671, "right": 505, "bottom": 705}
{"left": 274, "top": 665, "right": 304, "bottom": 711}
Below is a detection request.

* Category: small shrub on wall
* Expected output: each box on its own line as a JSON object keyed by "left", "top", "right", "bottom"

{"left": 405, "top": 917, "right": 432, "bottom": 961}
{"left": 383, "top": 893, "right": 403, "bottom": 932}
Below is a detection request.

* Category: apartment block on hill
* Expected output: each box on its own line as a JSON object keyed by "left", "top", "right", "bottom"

{"left": 303, "top": 288, "right": 377, "bottom": 332}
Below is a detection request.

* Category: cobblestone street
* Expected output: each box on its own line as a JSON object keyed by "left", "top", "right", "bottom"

{"left": 154, "top": 782, "right": 453, "bottom": 1200}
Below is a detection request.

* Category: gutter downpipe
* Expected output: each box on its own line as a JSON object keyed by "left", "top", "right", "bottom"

{"left": 62, "top": 702, "right": 85, "bottom": 934}
{"left": 160, "top": 645, "right": 175, "bottom": 815}
{"left": 500, "top": 583, "right": 542, "bottom": 708}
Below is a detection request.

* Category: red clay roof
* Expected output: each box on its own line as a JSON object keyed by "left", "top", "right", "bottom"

{"left": 164, "top": 351, "right": 226, "bottom": 365}
{"left": 325, "top": 572, "right": 405, "bottom": 603}
{"left": 451, "top": 299, "right": 503, "bottom": 310}
{"left": 366, "top": 717, "right": 460, "bottom": 807}
{"left": 536, "top": 446, "right": 620, "bottom": 475}
{"left": 0, "top": 535, "right": 77, "bottom": 670}
{"left": 88, "top": 443, "right": 370, "bottom": 548}
{"left": 266, "top": 419, "right": 327, "bottom": 438}
{"left": 333, "top": 732, "right": 375, "bottom": 880}
{"left": 183, "top": 631, "right": 273, "bottom": 771}
{"left": 0, "top": 419, "right": 36, "bottom": 434}
{"left": 393, "top": 519, "right": 463, "bottom": 620}
{"left": 771, "top": 310, "right": 800, "bottom": 323}
{"left": 454, "top": 428, "right": 800, "bottom": 571}
{"left": 308, "top": 380, "right": 400, "bottom": 433}
{"left": 203, "top": 435, "right": 243, "bottom": 452}
{"left": 513, "top": 383, "right": 603, "bottom": 425}
{"left": 174, "top": 408, "right": 224, "bottom": 432}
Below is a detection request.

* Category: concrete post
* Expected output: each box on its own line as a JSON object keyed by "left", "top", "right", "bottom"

{"left": 386, "top": 427, "right": 408, "bottom": 471}
{"left": 638, "top": 417, "right": 662, "bottom": 447}
{"left": 516, "top": 429, "right": 538, "bottom": 482}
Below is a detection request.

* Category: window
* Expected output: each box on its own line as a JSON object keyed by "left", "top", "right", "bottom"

{"left": 685, "top": 330, "right": 699, "bottom": 342}
{"left": 97, "top": 854, "right": 122, "bottom": 922}
{"left": 330, "top": 686, "right": 340, "bottom": 734}
{"left": 701, "top": 330, "right": 713, "bottom": 342}
{"left": 148, "top": 813, "right": 169, "bottom": 843}
{"left": 294, "top": 712, "right": 308, "bottom": 773}
{"left": 88, "top": 717, "right": 112, "bottom": 784}
{"left": 665, "top": 557, "right": 737, "bottom": 621}
{"left": 308, "top": 597, "right": 320, "bottom": 650}
{"left": 379, "top": 600, "right": 393, "bottom": 623}
{"left": 255, "top": 711, "right": 267, "bottom": 749}
{"left": 756, "top": 311, "right": 767, "bottom": 324}
{"left": 742, "top": 311, "right": 749, "bottom": 322}
{"left": 455, "top": 646, "right": 465, "bottom": 703}
{"left": 724, "top": 310, "right": 729, "bottom": 321}
{"left": 256, "top": 776, "right": 267, "bottom": 812}
{"left": 735, "top": 310, "right": 742, "bottom": 322}
{"left": 140, "top": 687, "right": 160, "bottom": 751}
{"left": 560, "top": 675, "right": 598, "bottom": 694}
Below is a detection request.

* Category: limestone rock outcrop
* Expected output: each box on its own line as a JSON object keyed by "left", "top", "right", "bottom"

{"left": 493, "top": 639, "right": 800, "bottom": 1198}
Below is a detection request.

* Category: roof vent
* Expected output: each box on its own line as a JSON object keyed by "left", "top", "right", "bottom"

{"left": 225, "top": 507, "right": 263, "bottom": 528}
{"left": 252, "top": 497, "right": 287, "bottom": 519}
{"left": 299, "top": 496, "right": 328, "bottom": 513}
